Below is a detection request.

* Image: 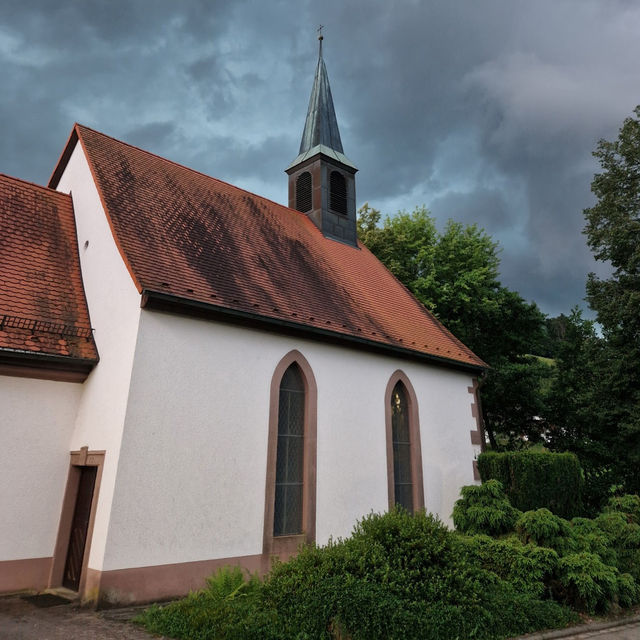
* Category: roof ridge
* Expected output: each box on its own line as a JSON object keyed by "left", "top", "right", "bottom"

{"left": 73, "top": 124, "right": 310, "bottom": 222}
{"left": 0, "top": 173, "right": 73, "bottom": 201}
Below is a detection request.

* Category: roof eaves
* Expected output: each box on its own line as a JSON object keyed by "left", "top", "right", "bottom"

{"left": 141, "top": 289, "right": 487, "bottom": 374}
{"left": 286, "top": 144, "right": 357, "bottom": 172}
{"left": 48, "top": 125, "right": 80, "bottom": 189}
{"left": 0, "top": 347, "right": 98, "bottom": 383}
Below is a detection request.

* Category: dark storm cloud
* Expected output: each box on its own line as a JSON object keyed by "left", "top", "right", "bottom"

{"left": 2, "top": 0, "right": 639, "bottom": 317}
{"left": 430, "top": 189, "right": 511, "bottom": 234}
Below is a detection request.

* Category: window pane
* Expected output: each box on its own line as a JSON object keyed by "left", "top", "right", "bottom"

{"left": 281, "top": 364, "right": 304, "bottom": 392}
{"left": 286, "top": 435, "right": 304, "bottom": 482}
{"left": 394, "top": 483, "right": 413, "bottom": 513}
{"left": 288, "top": 392, "right": 304, "bottom": 435}
{"left": 393, "top": 442, "right": 412, "bottom": 484}
{"left": 284, "top": 484, "right": 303, "bottom": 534}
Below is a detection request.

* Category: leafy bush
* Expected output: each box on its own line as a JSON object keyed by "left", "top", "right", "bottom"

{"left": 478, "top": 451, "right": 583, "bottom": 518}
{"left": 616, "top": 572, "right": 640, "bottom": 608}
{"left": 516, "top": 509, "right": 575, "bottom": 554}
{"left": 135, "top": 566, "right": 283, "bottom": 640}
{"left": 263, "top": 509, "right": 575, "bottom": 640}
{"left": 569, "top": 517, "right": 617, "bottom": 566}
{"left": 452, "top": 479, "right": 521, "bottom": 535}
{"left": 594, "top": 511, "right": 640, "bottom": 580}
{"left": 456, "top": 534, "right": 558, "bottom": 598}
{"left": 554, "top": 552, "right": 621, "bottom": 613}
{"left": 604, "top": 494, "right": 640, "bottom": 525}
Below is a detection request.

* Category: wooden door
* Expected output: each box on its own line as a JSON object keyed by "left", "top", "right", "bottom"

{"left": 62, "top": 466, "right": 97, "bottom": 591}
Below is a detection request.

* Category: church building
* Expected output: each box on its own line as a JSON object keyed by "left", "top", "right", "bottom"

{"left": 0, "top": 39, "right": 485, "bottom": 607}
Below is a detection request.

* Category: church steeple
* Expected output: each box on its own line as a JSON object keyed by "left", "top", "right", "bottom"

{"left": 298, "top": 35, "right": 344, "bottom": 155}
{"left": 286, "top": 33, "right": 358, "bottom": 246}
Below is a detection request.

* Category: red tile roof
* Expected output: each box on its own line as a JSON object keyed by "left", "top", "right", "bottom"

{"left": 0, "top": 174, "right": 98, "bottom": 363}
{"left": 51, "top": 124, "right": 485, "bottom": 371}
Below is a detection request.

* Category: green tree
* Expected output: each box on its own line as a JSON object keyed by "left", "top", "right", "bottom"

{"left": 543, "top": 310, "right": 614, "bottom": 511}
{"left": 577, "top": 106, "right": 640, "bottom": 497}
{"left": 357, "top": 204, "right": 549, "bottom": 448}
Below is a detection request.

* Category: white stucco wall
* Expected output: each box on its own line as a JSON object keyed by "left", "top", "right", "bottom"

{"left": 0, "top": 375, "right": 81, "bottom": 560}
{"left": 103, "top": 310, "right": 479, "bottom": 570}
{"left": 55, "top": 143, "right": 142, "bottom": 571}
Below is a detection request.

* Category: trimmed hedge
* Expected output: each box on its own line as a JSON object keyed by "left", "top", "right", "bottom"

{"left": 478, "top": 451, "right": 583, "bottom": 518}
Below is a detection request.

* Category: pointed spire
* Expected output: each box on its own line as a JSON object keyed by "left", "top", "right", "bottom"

{"left": 298, "top": 33, "right": 344, "bottom": 155}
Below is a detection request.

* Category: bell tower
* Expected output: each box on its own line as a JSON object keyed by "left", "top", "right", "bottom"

{"left": 286, "top": 34, "right": 358, "bottom": 246}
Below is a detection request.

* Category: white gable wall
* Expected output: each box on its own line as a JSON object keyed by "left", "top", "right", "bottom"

{"left": 102, "top": 310, "right": 478, "bottom": 571}
{"left": 0, "top": 376, "right": 81, "bottom": 561}
{"left": 55, "top": 143, "right": 142, "bottom": 572}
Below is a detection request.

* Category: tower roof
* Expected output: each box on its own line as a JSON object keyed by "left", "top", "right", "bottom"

{"left": 288, "top": 37, "right": 356, "bottom": 172}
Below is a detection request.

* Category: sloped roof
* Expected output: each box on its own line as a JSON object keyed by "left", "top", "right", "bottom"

{"left": 299, "top": 39, "right": 345, "bottom": 156}
{"left": 288, "top": 39, "right": 356, "bottom": 173}
{"left": 51, "top": 124, "right": 485, "bottom": 371}
{"left": 0, "top": 174, "right": 98, "bottom": 368}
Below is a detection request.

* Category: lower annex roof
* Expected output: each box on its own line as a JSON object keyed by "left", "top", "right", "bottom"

{"left": 0, "top": 173, "right": 98, "bottom": 368}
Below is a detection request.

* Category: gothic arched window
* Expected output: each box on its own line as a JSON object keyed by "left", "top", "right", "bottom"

{"left": 263, "top": 351, "right": 317, "bottom": 558}
{"left": 274, "top": 363, "right": 305, "bottom": 535}
{"left": 385, "top": 371, "right": 425, "bottom": 513}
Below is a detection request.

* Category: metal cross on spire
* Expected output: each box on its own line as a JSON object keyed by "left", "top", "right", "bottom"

{"left": 317, "top": 24, "right": 323, "bottom": 55}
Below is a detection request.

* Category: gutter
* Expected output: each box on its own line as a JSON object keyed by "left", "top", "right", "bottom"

{"left": 141, "top": 289, "right": 486, "bottom": 375}
{"left": 0, "top": 348, "right": 97, "bottom": 383}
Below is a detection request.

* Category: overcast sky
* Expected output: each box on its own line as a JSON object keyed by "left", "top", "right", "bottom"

{"left": 2, "top": 1, "right": 639, "bottom": 317}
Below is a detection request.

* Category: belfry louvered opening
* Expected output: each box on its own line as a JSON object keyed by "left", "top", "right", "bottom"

{"left": 329, "top": 171, "right": 347, "bottom": 215}
{"left": 295, "top": 172, "right": 312, "bottom": 213}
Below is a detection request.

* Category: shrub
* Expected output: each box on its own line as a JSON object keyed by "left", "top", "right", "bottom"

{"left": 604, "top": 494, "right": 640, "bottom": 525}
{"left": 138, "top": 510, "right": 581, "bottom": 640}
{"left": 569, "top": 517, "right": 617, "bottom": 566}
{"left": 136, "top": 567, "right": 283, "bottom": 640}
{"left": 456, "top": 533, "right": 558, "bottom": 598}
{"left": 554, "top": 552, "right": 620, "bottom": 613}
{"left": 452, "top": 479, "right": 521, "bottom": 536}
{"left": 616, "top": 572, "right": 640, "bottom": 608}
{"left": 516, "top": 509, "right": 576, "bottom": 554}
{"left": 595, "top": 510, "right": 640, "bottom": 580}
{"left": 263, "top": 509, "right": 576, "bottom": 640}
{"left": 478, "top": 451, "right": 583, "bottom": 518}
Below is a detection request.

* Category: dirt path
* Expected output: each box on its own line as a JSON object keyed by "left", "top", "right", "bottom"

{"left": 0, "top": 595, "right": 165, "bottom": 640}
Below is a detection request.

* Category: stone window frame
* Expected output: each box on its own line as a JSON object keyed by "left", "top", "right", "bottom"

{"left": 262, "top": 350, "right": 317, "bottom": 560}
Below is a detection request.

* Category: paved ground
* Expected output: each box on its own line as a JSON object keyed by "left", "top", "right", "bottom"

{"left": 563, "top": 621, "right": 640, "bottom": 638}
{"left": 1, "top": 594, "right": 639, "bottom": 639}
{"left": 514, "top": 615, "right": 640, "bottom": 640}
{"left": 0, "top": 595, "right": 165, "bottom": 640}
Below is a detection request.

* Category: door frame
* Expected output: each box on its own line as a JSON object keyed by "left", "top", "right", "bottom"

{"left": 50, "top": 447, "right": 105, "bottom": 597}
